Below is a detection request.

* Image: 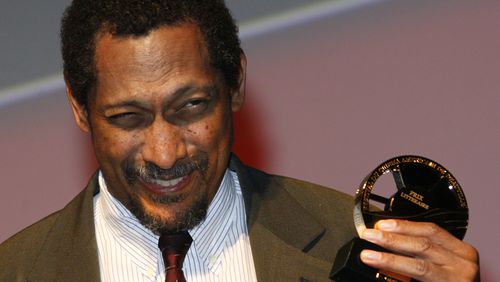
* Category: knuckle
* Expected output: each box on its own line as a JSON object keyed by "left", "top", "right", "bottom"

{"left": 464, "top": 245, "right": 480, "bottom": 262}
{"left": 415, "top": 237, "right": 432, "bottom": 253}
{"left": 378, "top": 252, "right": 394, "bottom": 265}
{"left": 413, "top": 258, "right": 430, "bottom": 276}
{"left": 426, "top": 222, "right": 440, "bottom": 235}
{"left": 381, "top": 232, "right": 396, "bottom": 247}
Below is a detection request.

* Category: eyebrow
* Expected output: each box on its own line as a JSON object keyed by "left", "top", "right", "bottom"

{"left": 101, "top": 100, "right": 149, "bottom": 112}
{"left": 101, "top": 84, "right": 218, "bottom": 111}
{"left": 167, "top": 84, "right": 218, "bottom": 102}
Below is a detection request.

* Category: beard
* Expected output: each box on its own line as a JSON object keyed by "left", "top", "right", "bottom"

{"left": 122, "top": 154, "right": 210, "bottom": 235}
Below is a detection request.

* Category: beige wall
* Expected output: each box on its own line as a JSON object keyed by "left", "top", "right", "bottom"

{"left": 1, "top": 1, "right": 499, "bottom": 280}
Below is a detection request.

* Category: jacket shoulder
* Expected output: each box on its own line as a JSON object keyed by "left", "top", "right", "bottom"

{"left": 242, "top": 164, "right": 357, "bottom": 260}
{"left": 0, "top": 174, "right": 99, "bottom": 281}
{"left": 0, "top": 211, "right": 61, "bottom": 278}
{"left": 269, "top": 173, "right": 355, "bottom": 232}
{"left": 244, "top": 164, "right": 354, "bottom": 221}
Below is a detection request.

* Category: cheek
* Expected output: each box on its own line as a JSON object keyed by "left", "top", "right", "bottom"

{"left": 184, "top": 114, "right": 231, "bottom": 155}
{"left": 93, "top": 127, "right": 139, "bottom": 165}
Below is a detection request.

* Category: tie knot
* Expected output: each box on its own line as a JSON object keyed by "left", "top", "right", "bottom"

{"left": 158, "top": 231, "right": 192, "bottom": 282}
{"left": 159, "top": 231, "right": 192, "bottom": 256}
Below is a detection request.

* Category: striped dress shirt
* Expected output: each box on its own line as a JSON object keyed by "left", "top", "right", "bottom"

{"left": 94, "top": 169, "right": 258, "bottom": 282}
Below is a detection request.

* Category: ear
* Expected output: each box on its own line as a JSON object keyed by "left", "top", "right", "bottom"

{"left": 65, "top": 77, "right": 91, "bottom": 133}
{"left": 230, "top": 52, "right": 247, "bottom": 112}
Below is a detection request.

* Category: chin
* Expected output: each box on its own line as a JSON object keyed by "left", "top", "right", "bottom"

{"left": 129, "top": 190, "right": 209, "bottom": 235}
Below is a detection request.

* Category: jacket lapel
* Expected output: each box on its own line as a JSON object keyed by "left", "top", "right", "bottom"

{"left": 230, "top": 156, "right": 333, "bottom": 281}
{"left": 249, "top": 222, "right": 333, "bottom": 282}
{"left": 29, "top": 174, "right": 101, "bottom": 282}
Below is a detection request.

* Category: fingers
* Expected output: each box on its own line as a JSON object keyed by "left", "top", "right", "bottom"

{"left": 359, "top": 220, "right": 479, "bottom": 282}
{"left": 360, "top": 249, "right": 441, "bottom": 281}
{"left": 360, "top": 248, "right": 479, "bottom": 282}
{"left": 361, "top": 228, "right": 451, "bottom": 264}
{"left": 374, "top": 220, "right": 478, "bottom": 262}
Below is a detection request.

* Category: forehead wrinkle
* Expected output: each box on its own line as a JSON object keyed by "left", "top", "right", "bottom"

{"left": 94, "top": 36, "right": 167, "bottom": 105}
{"left": 96, "top": 37, "right": 171, "bottom": 85}
{"left": 138, "top": 25, "right": 209, "bottom": 81}
{"left": 94, "top": 24, "right": 216, "bottom": 108}
{"left": 130, "top": 35, "right": 175, "bottom": 84}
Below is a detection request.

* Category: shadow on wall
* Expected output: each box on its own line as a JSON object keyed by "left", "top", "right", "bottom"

{"left": 81, "top": 137, "right": 98, "bottom": 177}
{"left": 232, "top": 86, "right": 272, "bottom": 169}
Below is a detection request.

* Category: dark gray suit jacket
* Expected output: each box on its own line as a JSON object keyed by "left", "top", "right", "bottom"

{"left": 0, "top": 156, "right": 356, "bottom": 281}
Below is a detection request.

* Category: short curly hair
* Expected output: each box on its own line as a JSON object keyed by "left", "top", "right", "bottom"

{"left": 61, "top": 0, "right": 242, "bottom": 107}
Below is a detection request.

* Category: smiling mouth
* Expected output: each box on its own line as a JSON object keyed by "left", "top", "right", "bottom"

{"left": 153, "top": 176, "right": 185, "bottom": 187}
{"left": 140, "top": 173, "right": 193, "bottom": 195}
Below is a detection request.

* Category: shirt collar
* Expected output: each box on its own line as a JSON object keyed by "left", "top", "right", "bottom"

{"left": 97, "top": 168, "right": 241, "bottom": 273}
{"left": 190, "top": 169, "right": 240, "bottom": 271}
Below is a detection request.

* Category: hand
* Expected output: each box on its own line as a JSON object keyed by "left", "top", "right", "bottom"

{"left": 359, "top": 219, "right": 479, "bottom": 282}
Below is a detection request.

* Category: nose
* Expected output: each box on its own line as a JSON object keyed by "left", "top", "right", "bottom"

{"left": 140, "top": 119, "right": 187, "bottom": 169}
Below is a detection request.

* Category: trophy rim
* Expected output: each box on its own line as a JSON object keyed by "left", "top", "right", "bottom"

{"left": 353, "top": 155, "right": 468, "bottom": 238}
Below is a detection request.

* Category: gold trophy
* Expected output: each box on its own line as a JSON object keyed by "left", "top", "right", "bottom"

{"left": 330, "top": 156, "right": 468, "bottom": 281}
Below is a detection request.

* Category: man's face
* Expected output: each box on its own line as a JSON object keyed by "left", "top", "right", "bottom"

{"left": 67, "top": 23, "right": 245, "bottom": 234}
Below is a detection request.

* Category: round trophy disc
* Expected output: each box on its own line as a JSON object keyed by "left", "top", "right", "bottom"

{"left": 354, "top": 155, "right": 468, "bottom": 240}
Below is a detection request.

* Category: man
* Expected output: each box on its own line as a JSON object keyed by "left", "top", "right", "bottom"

{"left": 0, "top": 0, "right": 479, "bottom": 281}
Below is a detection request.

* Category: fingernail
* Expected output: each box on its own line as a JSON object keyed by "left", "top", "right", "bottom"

{"left": 361, "top": 250, "right": 381, "bottom": 261}
{"left": 361, "top": 229, "right": 382, "bottom": 241}
{"left": 377, "top": 220, "right": 396, "bottom": 231}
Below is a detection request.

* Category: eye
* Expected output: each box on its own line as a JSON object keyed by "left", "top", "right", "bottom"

{"left": 177, "top": 98, "right": 210, "bottom": 114}
{"left": 106, "top": 112, "right": 145, "bottom": 129}
{"left": 187, "top": 99, "right": 206, "bottom": 107}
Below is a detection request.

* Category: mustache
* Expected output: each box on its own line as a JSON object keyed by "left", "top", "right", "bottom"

{"left": 124, "top": 155, "right": 208, "bottom": 184}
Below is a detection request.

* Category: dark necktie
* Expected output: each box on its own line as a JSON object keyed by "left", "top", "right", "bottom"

{"left": 158, "top": 231, "right": 193, "bottom": 282}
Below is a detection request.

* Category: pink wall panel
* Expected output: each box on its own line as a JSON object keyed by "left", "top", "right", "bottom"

{"left": 237, "top": 1, "right": 499, "bottom": 279}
